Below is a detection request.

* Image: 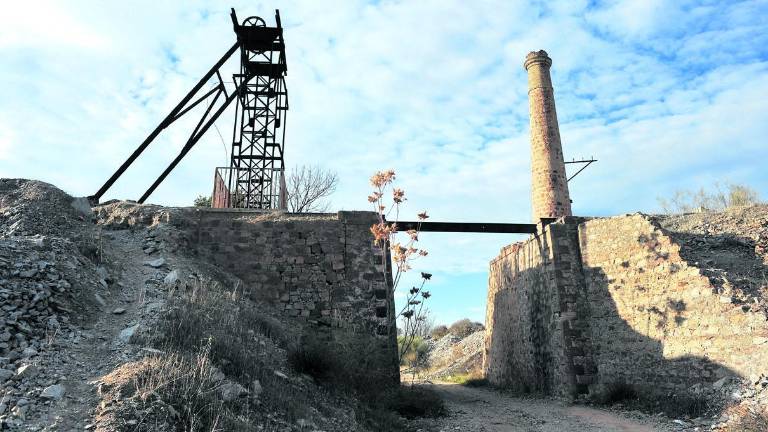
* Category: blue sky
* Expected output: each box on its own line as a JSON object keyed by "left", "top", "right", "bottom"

{"left": 1, "top": 1, "right": 767, "bottom": 325}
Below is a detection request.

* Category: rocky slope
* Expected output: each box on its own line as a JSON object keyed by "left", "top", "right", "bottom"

{"left": 0, "top": 179, "right": 364, "bottom": 431}
{"left": 422, "top": 331, "right": 484, "bottom": 381}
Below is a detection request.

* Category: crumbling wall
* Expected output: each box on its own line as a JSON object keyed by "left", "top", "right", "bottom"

{"left": 579, "top": 215, "right": 768, "bottom": 392}
{"left": 485, "top": 214, "right": 768, "bottom": 398}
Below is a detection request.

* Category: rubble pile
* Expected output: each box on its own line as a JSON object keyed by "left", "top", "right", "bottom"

{"left": 0, "top": 179, "right": 92, "bottom": 239}
{"left": 707, "top": 374, "right": 768, "bottom": 430}
{"left": 424, "top": 331, "right": 484, "bottom": 380}
{"left": 658, "top": 204, "right": 768, "bottom": 312}
{"left": 0, "top": 180, "right": 102, "bottom": 427}
{"left": 94, "top": 201, "right": 196, "bottom": 255}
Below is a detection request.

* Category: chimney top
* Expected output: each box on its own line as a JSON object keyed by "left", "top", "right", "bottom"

{"left": 524, "top": 50, "right": 552, "bottom": 70}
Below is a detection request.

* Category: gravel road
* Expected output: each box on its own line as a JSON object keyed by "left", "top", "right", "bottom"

{"left": 416, "top": 383, "right": 675, "bottom": 432}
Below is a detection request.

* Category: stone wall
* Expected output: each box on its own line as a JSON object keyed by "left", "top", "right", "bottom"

{"left": 192, "top": 209, "right": 398, "bottom": 377}
{"left": 579, "top": 215, "right": 768, "bottom": 393}
{"left": 484, "top": 214, "right": 768, "bottom": 397}
{"left": 95, "top": 203, "right": 399, "bottom": 380}
{"left": 484, "top": 218, "right": 595, "bottom": 397}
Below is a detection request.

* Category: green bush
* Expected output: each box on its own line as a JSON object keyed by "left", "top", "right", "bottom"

{"left": 397, "top": 335, "right": 429, "bottom": 367}
{"left": 430, "top": 325, "right": 449, "bottom": 339}
{"left": 193, "top": 195, "right": 212, "bottom": 207}
{"left": 445, "top": 372, "right": 489, "bottom": 387}
{"left": 448, "top": 318, "right": 484, "bottom": 338}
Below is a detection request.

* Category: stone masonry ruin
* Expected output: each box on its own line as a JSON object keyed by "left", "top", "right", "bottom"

{"left": 482, "top": 51, "right": 768, "bottom": 399}
{"left": 95, "top": 202, "right": 400, "bottom": 380}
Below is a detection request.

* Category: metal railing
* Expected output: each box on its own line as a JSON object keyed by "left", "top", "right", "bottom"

{"left": 212, "top": 166, "right": 286, "bottom": 210}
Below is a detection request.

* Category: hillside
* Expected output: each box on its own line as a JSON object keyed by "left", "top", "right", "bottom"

{"left": 2, "top": 179, "right": 766, "bottom": 431}
{"left": 0, "top": 179, "right": 372, "bottom": 430}
{"left": 421, "top": 331, "right": 484, "bottom": 382}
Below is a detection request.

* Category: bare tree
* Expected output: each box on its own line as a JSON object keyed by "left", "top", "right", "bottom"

{"left": 657, "top": 182, "right": 762, "bottom": 214}
{"left": 286, "top": 165, "right": 339, "bottom": 213}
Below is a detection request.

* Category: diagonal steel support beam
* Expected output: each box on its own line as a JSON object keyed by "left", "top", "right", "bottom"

{"left": 90, "top": 42, "right": 240, "bottom": 203}
{"left": 138, "top": 86, "right": 242, "bottom": 203}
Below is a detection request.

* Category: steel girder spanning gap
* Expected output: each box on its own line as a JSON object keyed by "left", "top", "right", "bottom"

{"left": 396, "top": 221, "right": 538, "bottom": 234}
{"left": 91, "top": 9, "right": 289, "bottom": 208}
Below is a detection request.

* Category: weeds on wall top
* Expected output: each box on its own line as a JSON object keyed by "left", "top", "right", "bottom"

{"left": 368, "top": 170, "right": 432, "bottom": 363}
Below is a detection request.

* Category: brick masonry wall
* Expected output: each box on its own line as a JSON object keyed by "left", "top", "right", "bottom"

{"left": 192, "top": 209, "right": 399, "bottom": 379}
{"left": 485, "top": 214, "right": 768, "bottom": 397}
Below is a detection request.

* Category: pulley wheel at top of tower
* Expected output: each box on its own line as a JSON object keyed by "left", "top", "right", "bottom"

{"left": 242, "top": 16, "right": 266, "bottom": 27}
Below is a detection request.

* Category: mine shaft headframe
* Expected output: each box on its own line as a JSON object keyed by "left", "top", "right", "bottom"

{"left": 224, "top": 9, "right": 289, "bottom": 210}
{"left": 89, "top": 9, "right": 288, "bottom": 207}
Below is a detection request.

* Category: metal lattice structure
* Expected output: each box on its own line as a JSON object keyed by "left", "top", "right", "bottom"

{"left": 91, "top": 9, "right": 288, "bottom": 209}
{"left": 218, "top": 10, "right": 289, "bottom": 209}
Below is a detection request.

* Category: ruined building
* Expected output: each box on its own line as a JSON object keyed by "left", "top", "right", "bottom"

{"left": 483, "top": 51, "right": 768, "bottom": 398}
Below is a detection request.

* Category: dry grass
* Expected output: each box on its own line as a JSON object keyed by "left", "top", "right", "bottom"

{"left": 108, "top": 281, "right": 445, "bottom": 431}
{"left": 594, "top": 382, "right": 711, "bottom": 419}
{"left": 444, "top": 371, "right": 488, "bottom": 387}
{"left": 101, "top": 283, "right": 347, "bottom": 431}
{"left": 287, "top": 334, "right": 446, "bottom": 430}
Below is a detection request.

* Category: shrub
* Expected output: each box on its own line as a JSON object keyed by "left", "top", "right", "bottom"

{"left": 152, "top": 282, "right": 445, "bottom": 431}
{"left": 397, "top": 335, "right": 429, "bottom": 367}
{"left": 594, "top": 382, "right": 710, "bottom": 418}
{"left": 286, "top": 339, "right": 335, "bottom": 381}
{"left": 285, "top": 331, "right": 444, "bottom": 430}
{"left": 193, "top": 195, "right": 211, "bottom": 207}
{"left": 430, "top": 325, "right": 449, "bottom": 339}
{"left": 130, "top": 349, "right": 248, "bottom": 431}
{"left": 663, "top": 393, "right": 709, "bottom": 418}
{"left": 144, "top": 283, "right": 326, "bottom": 429}
{"left": 445, "top": 372, "right": 488, "bottom": 387}
{"left": 154, "top": 283, "right": 288, "bottom": 384}
{"left": 657, "top": 182, "right": 763, "bottom": 214}
{"left": 448, "top": 319, "right": 484, "bottom": 338}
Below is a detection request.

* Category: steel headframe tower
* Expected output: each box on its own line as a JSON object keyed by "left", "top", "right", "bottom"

{"left": 90, "top": 9, "right": 288, "bottom": 209}
{"left": 216, "top": 10, "right": 289, "bottom": 209}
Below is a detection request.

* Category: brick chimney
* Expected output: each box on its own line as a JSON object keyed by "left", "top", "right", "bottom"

{"left": 524, "top": 50, "right": 572, "bottom": 221}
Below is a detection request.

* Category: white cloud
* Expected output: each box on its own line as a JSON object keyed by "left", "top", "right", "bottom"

{"left": 0, "top": 1, "right": 108, "bottom": 50}
{"left": 0, "top": 122, "right": 14, "bottom": 161}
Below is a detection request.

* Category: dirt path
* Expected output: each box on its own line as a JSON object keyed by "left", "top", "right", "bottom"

{"left": 25, "top": 229, "right": 173, "bottom": 431}
{"left": 416, "top": 383, "right": 675, "bottom": 432}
